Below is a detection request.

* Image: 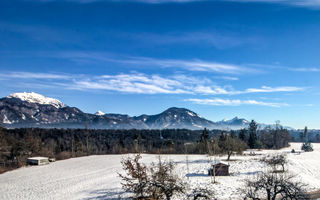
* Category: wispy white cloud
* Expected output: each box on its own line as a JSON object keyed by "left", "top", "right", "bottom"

{"left": 215, "top": 76, "right": 239, "bottom": 81}
{"left": 27, "top": 0, "right": 205, "bottom": 3}
{"left": 129, "top": 57, "right": 252, "bottom": 74}
{"left": 289, "top": 67, "right": 320, "bottom": 72}
{"left": 66, "top": 73, "right": 226, "bottom": 94}
{"left": 245, "top": 63, "right": 320, "bottom": 73}
{"left": 0, "top": 20, "right": 258, "bottom": 50}
{"left": 71, "top": 73, "right": 190, "bottom": 94}
{"left": 185, "top": 98, "right": 289, "bottom": 107}
{"left": 122, "top": 31, "right": 258, "bottom": 49}
{"left": 24, "top": 0, "right": 320, "bottom": 8}
{"left": 0, "top": 72, "right": 71, "bottom": 79}
{"left": 67, "top": 73, "right": 304, "bottom": 95}
{"left": 243, "top": 86, "right": 304, "bottom": 93}
{"left": 0, "top": 71, "right": 305, "bottom": 96}
{"left": 225, "top": 0, "right": 320, "bottom": 8}
{"left": 192, "top": 85, "right": 304, "bottom": 95}
{"left": 0, "top": 22, "right": 81, "bottom": 45}
{"left": 47, "top": 51, "right": 255, "bottom": 75}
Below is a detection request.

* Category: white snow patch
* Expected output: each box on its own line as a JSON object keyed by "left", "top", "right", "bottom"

{"left": 2, "top": 115, "right": 12, "bottom": 124}
{"left": 197, "top": 114, "right": 204, "bottom": 118}
{"left": 0, "top": 143, "right": 319, "bottom": 200}
{"left": 31, "top": 115, "right": 39, "bottom": 121}
{"left": 95, "top": 110, "right": 105, "bottom": 116}
{"left": 192, "top": 124, "right": 203, "bottom": 128}
{"left": 186, "top": 111, "right": 196, "bottom": 117}
{"left": 7, "top": 92, "right": 65, "bottom": 109}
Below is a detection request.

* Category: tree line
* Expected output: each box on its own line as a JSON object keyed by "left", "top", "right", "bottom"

{"left": 0, "top": 120, "right": 291, "bottom": 173}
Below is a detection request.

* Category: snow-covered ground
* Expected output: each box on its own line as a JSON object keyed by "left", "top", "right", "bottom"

{"left": 0, "top": 143, "right": 320, "bottom": 200}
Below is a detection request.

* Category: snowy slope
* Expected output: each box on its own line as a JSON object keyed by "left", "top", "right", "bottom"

{"left": 0, "top": 143, "right": 319, "bottom": 200}
{"left": 7, "top": 92, "right": 65, "bottom": 109}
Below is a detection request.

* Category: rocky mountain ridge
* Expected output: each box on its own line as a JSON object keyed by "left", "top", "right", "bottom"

{"left": 0, "top": 92, "right": 285, "bottom": 130}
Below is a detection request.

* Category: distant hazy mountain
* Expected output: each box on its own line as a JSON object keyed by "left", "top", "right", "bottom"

{"left": 216, "top": 117, "right": 249, "bottom": 130}
{"left": 0, "top": 92, "right": 293, "bottom": 130}
{"left": 134, "top": 107, "right": 216, "bottom": 129}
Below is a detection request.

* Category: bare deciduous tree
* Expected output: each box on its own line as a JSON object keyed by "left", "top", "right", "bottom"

{"left": 244, "top": 172, "right": 309, "bottom": 200}
{"left": 261, "top": 154, "right": 288, "bottom": 172}
{"left": 220, "top": 135, "right": 247, "bottom": 161}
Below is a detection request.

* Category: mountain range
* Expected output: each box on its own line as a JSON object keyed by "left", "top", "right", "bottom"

{"left": 0, "top": 92, "right": 285, "bottom": 130}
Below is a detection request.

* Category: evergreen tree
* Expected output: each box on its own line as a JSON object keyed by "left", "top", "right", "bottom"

{"left": 200, "top": 128, "right": 209, "bottom": 142}
{"left": 299, "top": 132, "right": 304, "bottom": 142}
{"left": 230, "top": 130, "right": 237, "bottom": 138}
{"left": 248, "top": 120, "right": 258, "bottom": 149}
{"left": 238, "top": 128, "right": 248, "bottom": 142}
{"left": 301, "top": 126, "right": 313, "bottom": 152}
{"left": 219, "top": 131, "right": 227, "bottom": 142}
{"left": 303, "top": 126, "right": 308, "bottom": 143}
{"left": 200, "top": 128, "right": 209, "bottom": 154}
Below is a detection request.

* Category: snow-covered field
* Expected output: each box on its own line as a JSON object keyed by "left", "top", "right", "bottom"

{"left": 1, "top": 143, "right": 320, "bottom": 200}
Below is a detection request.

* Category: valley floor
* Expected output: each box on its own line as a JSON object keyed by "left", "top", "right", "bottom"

{"left": 0, "top": 143, "right": 320, "bottom": 200}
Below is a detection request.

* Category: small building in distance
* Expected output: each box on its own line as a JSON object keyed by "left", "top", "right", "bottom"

{"left": 208, "top": 160, "right": 229, "bottom": 176}
{"left": 27, "top": 157, "right": 49, "bottom": 166}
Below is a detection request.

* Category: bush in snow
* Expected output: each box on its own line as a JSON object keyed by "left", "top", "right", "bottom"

{"left": 149, "top": 156, "right": 186, "bottom": 200}
{"left": 187, "top": 188, "right": 216, "bottom": 200}
{"left": 119, "top": 154, "right": 186, "bottom": 200}
{"left": 118, "top": 154, "right": 150, "bottom": 199}
{"left": 301, "top": 142, "right": 313, "bottom": 152}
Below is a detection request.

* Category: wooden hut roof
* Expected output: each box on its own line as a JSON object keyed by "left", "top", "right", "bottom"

{"left": 211, "top": 160, "right": 229, "bottom": 166}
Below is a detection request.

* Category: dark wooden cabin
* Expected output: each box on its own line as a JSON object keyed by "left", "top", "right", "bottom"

{"left": 208, "top": 161, "right": 229, "bottom": 176}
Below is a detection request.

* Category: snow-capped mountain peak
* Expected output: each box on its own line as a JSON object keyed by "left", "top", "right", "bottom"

{"left": 216, "top": 116, "right": 249, "bottom": 128}
{"left": 7, "top": 92, "right": 66, "bottom": 109}
{"left": 95, "top": 110, "right": 105, "bottom": 116}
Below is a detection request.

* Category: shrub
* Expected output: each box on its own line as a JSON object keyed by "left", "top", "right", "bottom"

{"left": 119, "top": 154, "right": 186, "bottom": 200}
{"left": 301, "top": 142, "right": 313, "bottom": 152}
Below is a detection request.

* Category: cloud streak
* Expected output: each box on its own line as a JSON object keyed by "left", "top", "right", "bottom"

{"left": 122, "top": 31, "right": 258, "bottom": 49}
{"left": 25, "top": 0, "right": 320, "bottom": 8}
{"left": 129, "top": 57, "right": 251, "bottom": 74}
{"left": 225, "top": 0, "right": 320, "bottom": 8}
{"left": 0, "top": 71, "right": 305, "bottom": 96}
{"left": 0, "top": 72, "right": 71, "bottom": 79}
{"left": 289, "top": 67, "right": 320, "bottom": 72}
{"left": 71, "top": 73, "right": 190, "bottom": 94}
{"left": 46, "top": 51, "right": 256, "bottom": 75}
{"left": 185, "top": 98, "right": 289, "bottom": 107}
{"left": 56, "top": 72, "right": 304, "bottom": 96}
{"left": 243, "top": 86, "right": 304, "bottom": 93}
{"left": 27, "top": 0, "right": 205, "bottom": 3}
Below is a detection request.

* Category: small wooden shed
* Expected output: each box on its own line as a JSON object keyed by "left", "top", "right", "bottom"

{"left": 27, "top": 157, "right": 49, "bottom": 166}
{"left": 208, "top": 160, "right": 229, "bottom": 176}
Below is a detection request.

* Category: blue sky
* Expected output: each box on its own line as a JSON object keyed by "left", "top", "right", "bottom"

{"left": 1, "top": 0, "right": 320, "bottom": 129}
